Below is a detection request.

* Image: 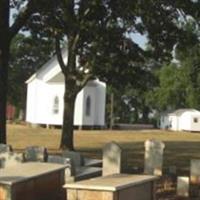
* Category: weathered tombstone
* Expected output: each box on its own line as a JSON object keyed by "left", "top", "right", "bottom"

{"left": 102, "top": 141, "right": 122, "bottom": 176}
{"left": 0, "top": 144, "right": 12, "bottom": 153}
{"left": 168, "top": 165, "right": 177, "bottom": 176}
{"left": 0, "top": 158, "right": 3, "bottom": 168}
{"left": 191, "top": 159, "right": 200, "bottom": 185}
{"left": 24, "top": 146, "right": 48, "bottom": 162}
{"left": 177, "top": 176, "right": 189, "bottom": 197}
{"left": 144, "top": 139, "right": 165, "bottom": 176}
{"left": 48, "top": 155, "right": 75, "bottom": 182}
{"left": 62, "top": 151, "right": 83, "bottom": 167}
{"left": 48, "top": 155, "right": 75, "bottom": 176}
{"left": 0, "top": 152, "right": 24, "bottom": 168}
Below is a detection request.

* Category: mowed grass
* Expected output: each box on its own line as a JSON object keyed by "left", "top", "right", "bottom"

{"left": 7, "top": 124, "right": 200, "bottom": 174}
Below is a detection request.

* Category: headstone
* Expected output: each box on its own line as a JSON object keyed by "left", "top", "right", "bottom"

{"left": 0, "top": 152, "right": 24, "bottom": 168}
{"left": 48, "top": 155, "right": 75, "bottom": 176}
{"left": 102, "top": 141, "right": 122, "bottom": 176}
{"left": 0, "top": 144, "right": 12, "bottom": 153}
{"left": 177, "top": 176, "right": 189, "bottom": 197}
{"left": 62, "top": 151, "right": 83, "bottom": 167}
{"left": 168, "top": 165, "right": 177, "bottom": 176}
{"left": 191, "top": 159, "right": 200, "bottom": 185}
{"left": 144, "top": 139, "right": 165, "bottom": 176}
{"left": 24, "top": 146, "right": 48, "bottom": 162}
{"left": 0, "top": 158, "right": 3, "bottom": 167}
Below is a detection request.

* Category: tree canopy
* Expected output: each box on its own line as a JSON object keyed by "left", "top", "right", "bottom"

{"left": 32, "top": 0, "right": 200, "bottom": 149}
{"left": 150, "top": 20, "right": 200, "bottom": 112}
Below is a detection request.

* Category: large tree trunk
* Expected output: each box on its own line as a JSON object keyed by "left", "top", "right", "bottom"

{"left": 142, "top": 106, "right": 150, "bottom": 123}
{"left": 59, "top": 32, "right": 80, "bottom": 150}
{"left": 0, "top": 45, "right": 9, "bottom": 144}
{"left": 0, "top": 0, "right": 10, "bottom": 144}
{"left": 60, "top": 78, "right": 77, "bottom": 150}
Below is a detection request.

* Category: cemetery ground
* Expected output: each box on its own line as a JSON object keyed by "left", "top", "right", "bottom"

{"left": 7, "top": 124, "right": 200, "bottom": 199}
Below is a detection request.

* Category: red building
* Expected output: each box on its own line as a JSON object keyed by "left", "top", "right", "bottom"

{"left": 6, "top": 104, "right": 16, "bottom": 120}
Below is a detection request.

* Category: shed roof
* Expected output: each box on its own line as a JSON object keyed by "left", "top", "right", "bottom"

{"left": 169, "top": 109, "right": 200, "bottom": 116}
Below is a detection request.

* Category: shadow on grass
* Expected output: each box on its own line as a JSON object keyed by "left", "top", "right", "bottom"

{"left": 77, "top": 141, "right": 200, "bottom": 175}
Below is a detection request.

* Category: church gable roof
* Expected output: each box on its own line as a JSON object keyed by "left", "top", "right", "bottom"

{"left": 26, "top": 48, "right": 68, "bottom": 84}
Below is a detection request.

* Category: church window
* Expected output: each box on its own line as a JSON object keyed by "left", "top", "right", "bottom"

{"left": 53, "top": 96, "right": 59, "bottom": 114}
{"left": 85, "top": 96, "right": 91, "bottom": 116}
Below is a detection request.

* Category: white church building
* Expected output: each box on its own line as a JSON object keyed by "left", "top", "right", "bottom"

{"left": 160, "top": 109, "right": 200, "bottom": 132}
{"left": 26, "top": 50, "right": 106, "bottom": 128}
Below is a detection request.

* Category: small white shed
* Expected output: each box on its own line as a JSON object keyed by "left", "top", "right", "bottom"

{"left": 26, "top": 49, "right": 106, "bottom": 128}
{"left": 160, "top": 109, "right": 200, "bottom": 132}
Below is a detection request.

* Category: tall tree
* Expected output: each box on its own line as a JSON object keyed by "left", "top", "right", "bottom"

{"left": 151, "top": 52, "right": 200, "bottom": 112}
{"left": 0, "top": 0, "right": 38, "bottom": 143}
{"left": 150, "top": 63, "right": 187, "bottom": 110}
{"left": 151, "top": 20, "right": 200, "bottom": 111}
{"left": 108, "top": 63, "right": 158, "bottom": 124}
{"left": 45, "top": 0, "right": 200, "bottom": 149}
{"left": 30, "top": 0, "right": 200, "bottom": 150}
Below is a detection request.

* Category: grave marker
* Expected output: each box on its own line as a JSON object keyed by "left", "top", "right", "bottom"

{"left": 103, "top": 141, "right": 122, "bottom": 176}
{"left": 144, "top": 139, "right": 165, "bottom": 176}
{"left": 191, "top": 159, "right": 200, "bottom": 185}
{"left": 0, "top": 144, "right": 12, "bottom": 154}
{"left": 0, "top": 152, "right": 24, "bottom": 168}
{"left": 24, "top": 146, "right": 48, "bottom": 162}
{"left": 177, "top": 176, "right": 189, "bottom": 197}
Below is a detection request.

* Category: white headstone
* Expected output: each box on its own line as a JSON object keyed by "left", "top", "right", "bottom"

{"left": 144, "top": 139, "right": 165, "bottom": 176}
{"left": 191, "top": 159, "right": 200, "bottom": 185}
{"left": 0, "top": 152, "right": 24, "bottom": 168}
{"left": 177, "top": 176, "right": 189, "bottom": 197}
{"left": 103, "top": 141, "right": 122, "bottom": 176}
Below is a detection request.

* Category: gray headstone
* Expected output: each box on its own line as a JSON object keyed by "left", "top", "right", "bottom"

{"left": 0, "top": 152, "right": 24, "bottom": 168}
{"left": 169, "top": 165, "right": 177, "bottom": 176}
{"left": 62, "top": 151, "right": 83, "bottom": 167}
{"left": 0, "top": 144, "right": 12, "bottom": 153}
{"left": 102, "top": 141, "right": 122, "bottom": 176}
{"left": 24, "top": 146, "right": 48, "bottom": 162}
{"left": 144, "top": 139, "right": 165, "bottom": 176}
{"left": 0, "top": 158, "right": 3, "bottom": 168}
{"left": 177, "top": 176, "right": 189, "bottom": 197}
{"left": 48, "top": 155, "right": 75, "bottom": 176}
{"left": 191, "top": 159, "right": 200, "bottom": 185}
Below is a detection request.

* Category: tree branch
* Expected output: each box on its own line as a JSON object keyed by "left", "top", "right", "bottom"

{"left": 55, "top": 35, "right": 67, "bottom": 74}
{"left": 9, "top": 0, "right": 37, "bottom": 39}
{"left": 80, "top": 73, "right": 94, "bottom": 89}
{"left": 75, "top": 60, "right": 94, "bottom": 89}
{"left": 71, "top": 33, "right": 80, "bottom": 51}
{"left": 62, "top": 0, "right": 76, "bottom": 31}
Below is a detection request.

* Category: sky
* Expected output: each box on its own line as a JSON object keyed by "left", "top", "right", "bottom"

{"left": 131, "top": 33, "right": 148, "bottom": 49}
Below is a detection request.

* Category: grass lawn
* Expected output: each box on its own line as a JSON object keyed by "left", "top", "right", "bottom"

{"left": 7, "top": 124, "right": 200, "bottom": 174}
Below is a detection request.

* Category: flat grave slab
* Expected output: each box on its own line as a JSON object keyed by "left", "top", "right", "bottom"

{"left": 64, "top": 173, "right": 158, "bottom": 200}
{"left": 0, "top": 162, "right": 66, "bottom": 200}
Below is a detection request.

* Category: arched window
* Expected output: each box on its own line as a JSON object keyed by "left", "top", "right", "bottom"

{"left": 85, "top": 96, "right": 91, "bottom": 116}
{"left": 53, "top": 96, "right": 59, "bottom": 114}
